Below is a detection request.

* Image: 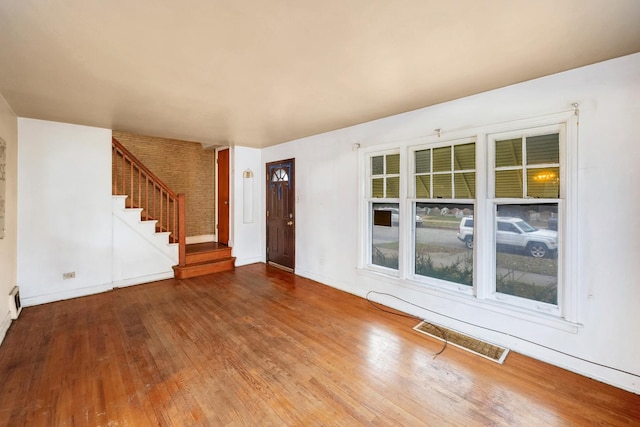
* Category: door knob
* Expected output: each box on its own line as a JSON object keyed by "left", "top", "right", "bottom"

{"left": 287, "top": 221, "right": 294, "bottom": 226}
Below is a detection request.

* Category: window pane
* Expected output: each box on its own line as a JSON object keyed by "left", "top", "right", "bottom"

{"left": 433, "top": 174, "right": 452, "bottom": 198}
{"left": 433, "top": 147, "right": 451, "bottom": 172}
{"left": 386, "top": 154, "right": 400, "bottom": 175}
{"left": 372, "top": 156, "right": 384, "bottom": 175}
{"left": 271, "top": 168, "right": 288, "bottom": 182}
{"left": 415, "top": 175, "right": 430, "bottom": 198}
{"left": 495, "top": 170, "right": 523, "bottom": 198}
{"left": 527, "top": 168, "right": 559, "bottom": 198}
{"left": 372, "top": 178, "right": 384, "bottom": 198}
{"left": 454, "top": 173, "right": 476, "bottom": 198}
{"left": 454, "top": 143, "right": 475, "bottom": 170}
{"left": 386, "top": 177, "right": 400, "bottom": 198}
{"left": 372, "top": 203, "right": 399, "bottom": 270}
{"left": 495, "top": 203, "right": 558, "bottom": 305}
{"left": 415, "top": 149, "right": 431, "bottom": 174}
{"left": 415, "top": 203, "right": 474, "bottom": 286}
{"left": 495, "top": 138, "right": 522, "bottom": 167}
{"left": 527, "top": 134, "right": 559, "bottom": 165}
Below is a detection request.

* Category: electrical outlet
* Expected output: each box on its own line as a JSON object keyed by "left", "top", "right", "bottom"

{"left": 62, "top": 272, "right": 75, "bottom": 280}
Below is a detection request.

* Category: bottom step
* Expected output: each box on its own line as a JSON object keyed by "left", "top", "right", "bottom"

{"left": 173, "top": 257, "right": 235, "bottom": 279}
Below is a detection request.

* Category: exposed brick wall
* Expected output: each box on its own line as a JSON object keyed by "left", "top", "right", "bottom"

{"left": 113, "top": 131, "right": 215, "bottom": 237}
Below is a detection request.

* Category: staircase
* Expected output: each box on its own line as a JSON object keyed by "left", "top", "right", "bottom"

{"left": 112, "top": 195, "right": 178, "bottom": 285}
{"left": 173, "top": 242, "right": 236, "bottom": 279}
{"left": 112, "top": 137, "right": 235, "bottom": 279}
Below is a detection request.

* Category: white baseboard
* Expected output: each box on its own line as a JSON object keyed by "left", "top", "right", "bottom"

{"left": 0, "top": 310, "right": 11, "bottom": 347}
{"left": 186, "top": 234, "right": 215, "bottom": 244}
{"left": 235, "top": 256, "right": 265, "bottom": 267}
{"left": 21, "top": 283, "right": 114, "bottom": 307}
{"left": 112, "top": 271, "right": 174, "bottom": 288}
{"left": 22, "top": 271, "right": 177, "bottom": 307}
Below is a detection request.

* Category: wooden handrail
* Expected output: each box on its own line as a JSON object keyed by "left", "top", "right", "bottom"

{"left": 112, "top": 137, "right": 186, "bottom": 266}
{"left": 112, "top": 137, "right": 178, "bottom": 199}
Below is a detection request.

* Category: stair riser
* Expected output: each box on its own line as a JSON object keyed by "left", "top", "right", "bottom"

{"left": 185, "top": 249, "right": 233, "bottom": 264}
{"left": 173, "top": 258, "right": 235, "bottom": 279}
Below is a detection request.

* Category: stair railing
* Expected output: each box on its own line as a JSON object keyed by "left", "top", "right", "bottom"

{"left": 112, "top": 137, "right": 186, "bottom": 266}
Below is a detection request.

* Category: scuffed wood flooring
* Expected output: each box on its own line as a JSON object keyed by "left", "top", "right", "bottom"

{"left": 0, "top": 263, "right": 638, "bottom": 426}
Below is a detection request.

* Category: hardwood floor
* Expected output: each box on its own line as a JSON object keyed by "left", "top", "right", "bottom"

{"left": 0, "top": 263, "right": 638, "bottom": 426}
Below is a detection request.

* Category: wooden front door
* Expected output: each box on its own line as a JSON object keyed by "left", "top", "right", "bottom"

{"left": 266, "top": 159, "right": 295, "bottom": 271}
{"left": 217, "top": 149, "right": 230, "bottom": 245}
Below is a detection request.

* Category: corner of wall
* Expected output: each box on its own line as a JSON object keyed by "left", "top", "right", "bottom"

{"left": 0, "top": 90, "right": 18, "bottom": 349}
{"left": 0, "top": 310, "right": 11, "bottom": 347}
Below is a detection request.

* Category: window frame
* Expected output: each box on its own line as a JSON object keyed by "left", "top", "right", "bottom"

{"left": 365, "top": 149, "right": 403, "bottom": 275}
{"left": 486, "top": 124, "right": 565, "bottom": 314}
{"left": 359, "top": 111, "right": 579, "bottom": 323}
{"left": 409, "top": 137, "right": 477, "bottom": 294}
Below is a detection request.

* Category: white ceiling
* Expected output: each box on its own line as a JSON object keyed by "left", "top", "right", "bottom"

{"left": 1, "top": 1, "right": 639, "bottom": 148}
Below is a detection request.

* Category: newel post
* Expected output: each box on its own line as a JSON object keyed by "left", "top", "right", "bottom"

{"left": 178, "top": 193, "right": 186, "bottom": 266}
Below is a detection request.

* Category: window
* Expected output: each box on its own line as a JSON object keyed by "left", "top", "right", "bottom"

{"left": 361, "top": 115, "right": 574, "bottom": 320}
{"left": 368, "top": 151, "right": 401, "bottom": 271}
{"left": 371, "top": 153, "right": 400, "bottom": 198}
{"left": 495, "top": 133, "right": 560, "bottom": 198}
{"left": 412, "top": 140, "right": 475, "bottom": 288}
{"left": 491, "top": 127, "right": 563, "bottom": 307}
{"left": 414, "top": 202, "right": 474, "bottom": 287}
{"left": 271, "top": 168, "right": 289, "bottom": 182}
{"left": 414, "top": 143, "right": 475, "bottom": 199}
{"left": 371, "top": 203, "right": 399, "bottom": 270}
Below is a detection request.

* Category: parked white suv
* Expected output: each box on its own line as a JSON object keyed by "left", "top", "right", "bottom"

{"left": 457, "top": 216, "right": 557, "bottom": 258}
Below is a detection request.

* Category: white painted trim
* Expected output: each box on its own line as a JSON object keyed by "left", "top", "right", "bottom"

{"left": 0, "top": 310, "right": 11, "bottom": 347}
{"left": 22, "top": 270, "right": 174, "bottom": 306}
{"left": 22, "top": 283, "right": 113, "bottom": 307}
{"left": 112, "top": 271, "right": 174, "bottom": 288}
{"left": 293, "top": 267, "right": 360, "bottom": 299}
{"left": 235, "top": 256, "right": 264, "bottom": 267}
{"left": 186, "top": 234, "right": 215, "bottom": 244}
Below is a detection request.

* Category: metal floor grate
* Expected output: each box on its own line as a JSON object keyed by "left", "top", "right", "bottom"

{"left": 414, "top": 321, "right": 509, "bottom": 364}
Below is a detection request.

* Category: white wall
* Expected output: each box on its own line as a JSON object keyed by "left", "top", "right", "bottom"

{"left": 0, "top": 92, "right": 18, "bottom": 345}
{"left": 17, "top": 119, "right": 113, "bottom": 305}
{"left": 260, "top": 53, "right": 640, "bottom": 393}
{"left": 231, "top": 146, "right": 264, "bottom": 266}
{"left": 112, "top": 196, "right": 178, "bottom": 286}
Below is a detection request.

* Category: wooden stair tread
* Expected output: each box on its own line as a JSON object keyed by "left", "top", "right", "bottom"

{"left": 173, "top": 255, "right": 236, "bottom": 279}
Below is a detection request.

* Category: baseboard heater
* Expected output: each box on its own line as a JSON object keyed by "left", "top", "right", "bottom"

{"left": 8, "top": 286, "right": 22, "bottom": 319}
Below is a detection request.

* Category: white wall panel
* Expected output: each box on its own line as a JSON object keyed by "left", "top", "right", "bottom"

{"left": 17, "top": 119, "right": 113, "bottom": 305}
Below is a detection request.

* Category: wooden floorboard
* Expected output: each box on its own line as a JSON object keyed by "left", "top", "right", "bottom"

{"left": 0, "top": 263, "right": 638, "bottom": 426}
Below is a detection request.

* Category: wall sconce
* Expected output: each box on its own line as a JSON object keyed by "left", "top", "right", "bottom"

{"left": 243, "top": 169, "right": 254, "bottom": 223}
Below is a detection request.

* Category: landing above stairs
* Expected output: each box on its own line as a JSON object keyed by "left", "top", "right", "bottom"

{"left": 173, "top": 242, "right": 235, "bottom": 279}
